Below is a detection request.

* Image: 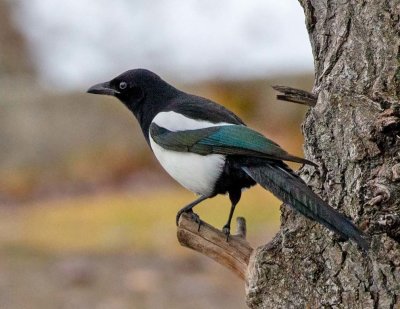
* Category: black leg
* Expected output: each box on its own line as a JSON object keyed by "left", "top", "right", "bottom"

{"left": 176, "top": 195, "right": 210, "bottom": 226}
{"left": 222, "top": 190, "right": 242, "bottom": 241}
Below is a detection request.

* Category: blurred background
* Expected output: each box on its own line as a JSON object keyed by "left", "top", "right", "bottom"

{"left": 0, "top": 0, "right": 314, "bottom": 308}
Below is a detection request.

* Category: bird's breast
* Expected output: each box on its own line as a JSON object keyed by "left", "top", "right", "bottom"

{"left": 149, "top": 136, "right": 225, "bottom": 195}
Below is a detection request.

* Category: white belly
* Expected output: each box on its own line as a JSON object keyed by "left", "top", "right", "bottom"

{"left": 149, "top": 137, "right": 225, "bottom": 195}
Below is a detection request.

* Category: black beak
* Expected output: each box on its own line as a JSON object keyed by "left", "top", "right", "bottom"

{"left": 87, "top": 81, "right": 120, "bottom": 96}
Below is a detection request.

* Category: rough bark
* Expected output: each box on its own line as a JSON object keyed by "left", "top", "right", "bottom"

{"left": 246, "top": 1, "right": 400, "bottom": 308}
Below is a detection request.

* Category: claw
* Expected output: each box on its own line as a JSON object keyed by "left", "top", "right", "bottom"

{"left": 222, "top": 225, "right": 231, "bottom": 242}
{"left": 176, "top": 195, "right": 210, "bottom": 226}
{"left": 176, "top": 209, "right": 184, "bottom": 225}
{"left": 176, "top": 209, "right": 202, "bottom": 231}
{"left": 189, "top": 212, "right": 202, "bottom": 232}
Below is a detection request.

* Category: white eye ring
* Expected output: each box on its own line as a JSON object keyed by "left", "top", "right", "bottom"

{"left": 119, "top": 81, "right": 127, "bottom": 90}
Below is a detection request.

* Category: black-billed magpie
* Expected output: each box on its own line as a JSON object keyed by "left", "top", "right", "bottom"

{"left": 87, "top": 68, "right": 369, "bottom": 251}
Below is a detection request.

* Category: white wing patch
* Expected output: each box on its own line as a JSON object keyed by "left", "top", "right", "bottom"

{"left": 152, "top": 111, "right": 233, "bottom": 130}
{"left": 149, "top": 111, "right": 232, "bottom": 195}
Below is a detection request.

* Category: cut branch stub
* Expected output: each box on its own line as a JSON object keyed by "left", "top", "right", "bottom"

{"left": 177, "top": 213, "right": 253, "bottom": 280}
{"left": 272, "top": 85, "right": 317, "bottom": 106}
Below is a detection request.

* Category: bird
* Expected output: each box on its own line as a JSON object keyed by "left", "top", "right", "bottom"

{"left": 87, "top": 68, "right": 369, "bottom": 251}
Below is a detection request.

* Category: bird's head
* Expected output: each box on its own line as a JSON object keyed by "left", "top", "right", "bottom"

{"left": 87, "top": 69, "right": 178, "bottom": 117}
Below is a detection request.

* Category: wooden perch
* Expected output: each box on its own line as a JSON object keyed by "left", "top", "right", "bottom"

{"left": 272, "top": 85, "right": 317, "bottom": 106}
{"left": 177, "top": 213, "right": 253, "bottom": 280}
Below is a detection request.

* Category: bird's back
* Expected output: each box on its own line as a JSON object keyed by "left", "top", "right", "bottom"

{"left": 164, "top": 94, "right": 245, "bottom": 125}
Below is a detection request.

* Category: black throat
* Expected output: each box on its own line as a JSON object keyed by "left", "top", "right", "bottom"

{"left": 125, "top": 83, "right": 182, "bottom": 144}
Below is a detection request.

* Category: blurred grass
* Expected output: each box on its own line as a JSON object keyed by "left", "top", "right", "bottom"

{"left": 0, "top": 186, "right": 280, "bottom": 309}
{"left": 0, "top": 187, "right": 280, "bottom": 254}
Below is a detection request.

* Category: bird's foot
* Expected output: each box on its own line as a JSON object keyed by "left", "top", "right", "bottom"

{"left": 176, "top": 209, "right": 202, "bottom": 231}
{"left": 222, "top": 225, "right": 231, "bottom": 242}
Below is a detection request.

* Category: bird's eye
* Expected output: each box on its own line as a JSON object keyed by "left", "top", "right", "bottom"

{"left": 119, "top": 81, "right": 127, "bottom": 90}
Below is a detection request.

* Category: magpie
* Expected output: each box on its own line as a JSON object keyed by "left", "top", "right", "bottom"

{"left": 87, "top": 68, "right": 369, "bottom": 251}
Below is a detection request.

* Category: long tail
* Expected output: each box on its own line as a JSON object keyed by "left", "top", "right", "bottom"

{"left": 242, "top": 162, "right": 369, "bottom": 251}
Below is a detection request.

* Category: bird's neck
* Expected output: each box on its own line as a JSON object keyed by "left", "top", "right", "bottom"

{"left": 135, "top": 109, "right": 154, "bottom": 145}
{"left": 132, "top": 88, "right": 182, "bottom": 145}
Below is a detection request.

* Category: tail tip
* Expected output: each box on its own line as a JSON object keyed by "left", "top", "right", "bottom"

{"left": 354, "top": 235, "right": 370, "bottom": 253}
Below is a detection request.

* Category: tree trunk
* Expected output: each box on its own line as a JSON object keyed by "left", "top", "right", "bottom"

{"left": 246, "top": 1, "right": 400, "bottom": 308}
